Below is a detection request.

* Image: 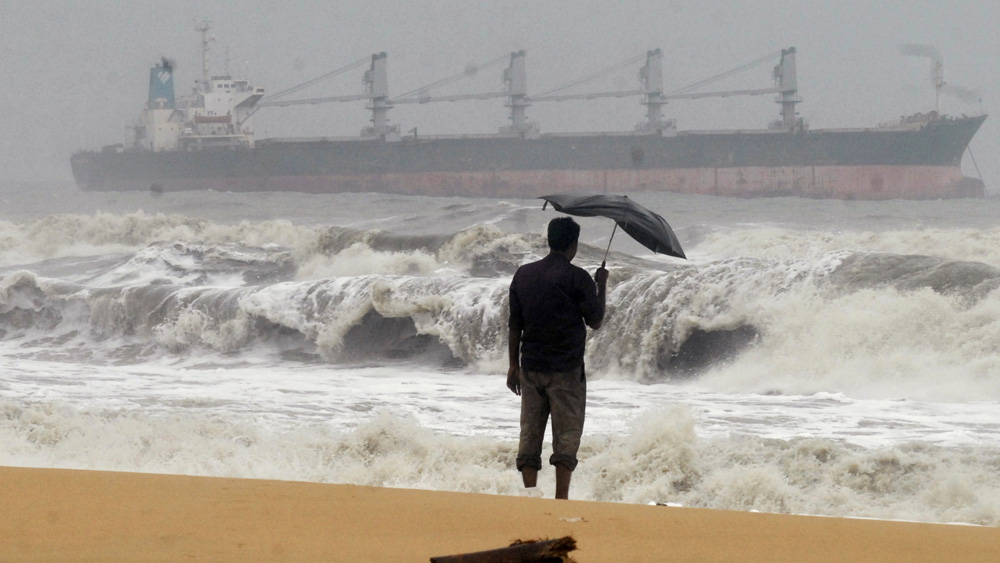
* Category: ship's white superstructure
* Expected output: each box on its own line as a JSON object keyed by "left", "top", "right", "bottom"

{"left": 129, "top": 21, "right": 264, "bottom": 152}
{"left": 175, "top": 74, "right": 264, "bottom": 149}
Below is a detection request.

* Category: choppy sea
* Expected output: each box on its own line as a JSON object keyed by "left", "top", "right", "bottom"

{"left": 2, "top": 181, "right": 999, "bottom": 525}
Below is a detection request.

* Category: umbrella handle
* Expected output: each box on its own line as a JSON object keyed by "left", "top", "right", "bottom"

{"left": 602, "top": 223, "right": 618, "bottom": 268}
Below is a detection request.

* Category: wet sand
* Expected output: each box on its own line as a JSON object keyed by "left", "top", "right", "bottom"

{"left": 2, "top": 466, "right": 998, "bottom": 562}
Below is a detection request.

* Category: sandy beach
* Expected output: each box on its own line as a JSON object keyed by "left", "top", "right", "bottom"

{"left": 2, "top": 466, "right": 998, "bottom": 562}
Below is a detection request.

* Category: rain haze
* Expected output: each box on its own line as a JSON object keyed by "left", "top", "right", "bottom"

{"left": 5, "top": 0, "right": 1000, "bottom": 530}
{"left": 1, "top": 0, "right": 997, "bottom": 191}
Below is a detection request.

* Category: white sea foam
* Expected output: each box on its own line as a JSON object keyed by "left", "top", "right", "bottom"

{"left": 0, "top": 212, "right": 322, "bottom": 271}
{"left": 696, "top": 226, "right": 1000, "bottom": 266}
{"left": 696, "top": 284, "right": 1000, "bottom": 401}
{"left": 295, "top": 243, "right": 443, "bottom": 279}
{"left": 2, "top": 393, "right": 997, "bottom": 525}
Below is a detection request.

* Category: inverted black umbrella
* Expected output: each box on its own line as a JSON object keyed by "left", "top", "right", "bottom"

{"left": 540, "top": 193, "right": 686, "bottom": 263}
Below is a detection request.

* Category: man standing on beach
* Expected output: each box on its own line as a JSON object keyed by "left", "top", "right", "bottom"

{"left": 507, "top": 217, "right": 608, "bottom": 500}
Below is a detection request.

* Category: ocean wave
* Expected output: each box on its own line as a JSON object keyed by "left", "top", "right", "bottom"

{"left": 0, "top": 212, "right": 546, "bottom": 282}
{"left": 695, "top": 225, "right": 1000, "bottom": 266}
{"left": 4, "top": 218, "right": 1000, "bottom": 400}
{"left": 0, "top": 211, "right": 325, "bottom": 269}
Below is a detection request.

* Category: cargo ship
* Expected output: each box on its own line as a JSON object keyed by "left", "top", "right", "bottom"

{"left": 70, "top": 24, "right": 987, "bottom": 199}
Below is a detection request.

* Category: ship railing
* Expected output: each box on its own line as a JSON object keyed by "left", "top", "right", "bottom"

{"left": 258, "top": 135, "right": 383, "bottom": 144}
{"left": 540, "top": 131, "right": 659, "bottom": 138}
{"left": 177, "top": 134, "right": 253, "bottom": 150}
{"left": 404, "top": 133, "right": 524, "bottom": 141}
{"left": 878, "top": 111, "right": 941, "bottom": 130}
{"left": 677, "top": 128, "right": 794, "bottom": 136}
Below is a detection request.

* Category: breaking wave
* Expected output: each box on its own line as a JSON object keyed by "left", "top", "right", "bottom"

{"left": 4, "top": 213, "right": 1000, "bottom": 401}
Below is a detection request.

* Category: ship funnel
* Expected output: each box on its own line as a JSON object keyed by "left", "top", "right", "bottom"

{"left": 148, "top": 61, "right": 176, "bottom": 109}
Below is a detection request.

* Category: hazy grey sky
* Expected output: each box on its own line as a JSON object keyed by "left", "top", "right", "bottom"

{"left": 2, "top": 0, "right": 997, "bottom": 190}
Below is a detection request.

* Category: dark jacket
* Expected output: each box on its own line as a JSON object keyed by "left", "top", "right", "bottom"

{"left": 508, "top": 253, "right": 604, "bottom": 372}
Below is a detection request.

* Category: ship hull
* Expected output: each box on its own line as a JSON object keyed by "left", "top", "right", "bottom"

{"left": 71, "top": 115, "right": 987, "bottom": 199}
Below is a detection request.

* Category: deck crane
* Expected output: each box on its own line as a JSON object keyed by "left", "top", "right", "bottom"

{"left": 245, "top": 47, "right": 802, "bottom": 139}
{"left": 390, "top": 54, "right": 510, "bottom": 103}
{"left": 241, "top": 57, "right": 370, "bottom": 126}
{"left": 527, "top": 48, "right": 802, "bottom": 133}
{"left": 251, "top": 52, "right": 516, "bottom": 139}
{"left": 655, "top": 48, "right": 802, "bottom": 131}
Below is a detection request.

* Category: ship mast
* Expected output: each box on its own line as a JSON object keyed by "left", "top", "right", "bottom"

{"left": 933, "top": 57, "right": 944, "bottom": 115}
{"left": 196, "top": 18, "right": 213, "bottom": 84}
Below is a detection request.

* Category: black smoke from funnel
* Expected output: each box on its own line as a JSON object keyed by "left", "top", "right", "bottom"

{"left": 899, "top": 43, "right": 980, "bottom": 104}
{"left": 899, "top": 43, "right": 941, "bottom": 63}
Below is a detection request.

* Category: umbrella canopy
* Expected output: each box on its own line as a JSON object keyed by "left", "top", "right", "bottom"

{"left": 541, "top": 193, "right": 686, "bottom": 260}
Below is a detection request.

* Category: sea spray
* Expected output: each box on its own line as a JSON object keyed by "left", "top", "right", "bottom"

{"left": 584, "top": 407, "right": 701, "bottom": 502}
